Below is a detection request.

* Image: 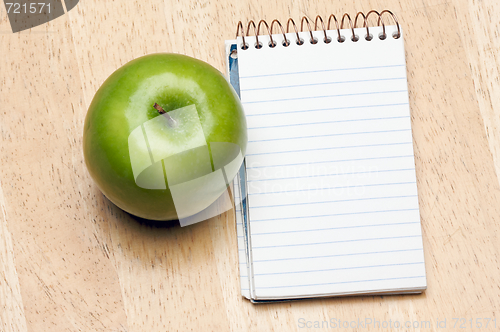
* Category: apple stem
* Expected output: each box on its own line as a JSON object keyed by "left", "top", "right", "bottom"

{"left": 153, "top": 103, "right": 177, "bottom": 127}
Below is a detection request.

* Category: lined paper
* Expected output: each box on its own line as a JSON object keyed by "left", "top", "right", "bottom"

{"left": 233, "top": 175, "right": 250, "bottom": 298}
{"left": 230, "top": 26, "right": 426, "bottom": 300}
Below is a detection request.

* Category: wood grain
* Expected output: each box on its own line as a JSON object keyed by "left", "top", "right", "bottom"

{"left": 0, "top": 182, "right": 27, "bottom": 332}
{"left": 1, "top": 0, "right": 499, "bottom": 331}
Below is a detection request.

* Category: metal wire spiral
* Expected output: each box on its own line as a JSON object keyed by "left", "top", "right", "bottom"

{"left": 236, "top": 10, "right": 400, "bottom": 50}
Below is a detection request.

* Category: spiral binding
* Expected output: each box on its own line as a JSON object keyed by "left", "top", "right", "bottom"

{"left": 236, "top": 10, "right": 400, "bottom": 50}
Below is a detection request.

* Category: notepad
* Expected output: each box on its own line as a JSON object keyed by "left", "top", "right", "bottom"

{"left": 226, "top": 17, "right": 427, "bottom": 302}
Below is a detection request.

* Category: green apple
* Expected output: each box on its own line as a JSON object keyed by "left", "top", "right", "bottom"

{"left": 83, "top": 53, "right": 247, "bottom": 221}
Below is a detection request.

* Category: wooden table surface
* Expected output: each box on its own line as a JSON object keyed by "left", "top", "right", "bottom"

{"left": 1, "top": 0, "right": 500, "bottom": 331}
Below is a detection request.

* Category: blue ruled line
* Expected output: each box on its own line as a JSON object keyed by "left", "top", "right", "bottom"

{"left": 246, "top": 102, "right": 410, "bottom": 117}
{"left": 248, "top": 129, "right": 411, "bottom": 143}
{"left": 248, "top": 155, "right": 415, "bottom": 169}
{"left": 256, "top": 275, "right": 426, "bottom": 289}
{"left": 247, "top": 168, "right": 415, "bottom": 183}
{"left": 252, "top": 234, "right": 421, "bottom": 249}
{"left": 252, "top": 194, "right": 418, "bottom": 209}
{"left": 241, "top": 77, "right": 407, "bottom": 92}
{"left": 252, "top": 235, "right": 421, "bottom": 249}
{"left": 250, "top": 208, "right": 419, "bottom": 222}
{"left": 252, "top": 248, "right": 424, "bottom": 263}
{"left": 251, "top": 221, "right": 420, "bottom": 235}
{"left": 248, "top": 181, "right": 417, "bottom": 196}
{"left": 253, "top": 262, "right": 425, "bottom": 276}
{"left": 243, "top": 90, "right": 408, "bottom": 104}
{"left": 239, "top": 64, "right": 406, "bottom": 79}
{"left": 247, "top": 115, "right": 409, "bottom": 130}
{"left": 247, "top": 141, "right": 412, "bottom": 155}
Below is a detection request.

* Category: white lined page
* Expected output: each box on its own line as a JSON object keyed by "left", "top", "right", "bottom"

{"left": 234, "top": 26, "right": 426, "bottom": 300}
{"left": 232, "top": 178, "right": 250, "bottom": 299}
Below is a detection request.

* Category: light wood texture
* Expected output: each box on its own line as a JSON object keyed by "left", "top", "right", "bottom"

{"left": 1, "top": 0, "right": 499, "bottom": 331}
